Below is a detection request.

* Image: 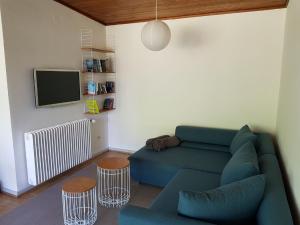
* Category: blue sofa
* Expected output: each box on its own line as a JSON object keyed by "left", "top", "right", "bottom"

{"left": 119, "top": 126, "right": 294, "bottom": 225}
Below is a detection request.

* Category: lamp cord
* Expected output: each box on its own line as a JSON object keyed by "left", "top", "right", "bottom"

{"left": 156, "top": 0, "right": 158, "bottom": 20}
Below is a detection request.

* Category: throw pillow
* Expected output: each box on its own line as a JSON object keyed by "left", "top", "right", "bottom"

{"left": 178, "top": 175, "right": 265, "bottom": 225}
{"left": 230, "top": 125, "right": 256, "bottom": 154}
{"left": 221, "top": 142, "right": 259, "bottom": 185}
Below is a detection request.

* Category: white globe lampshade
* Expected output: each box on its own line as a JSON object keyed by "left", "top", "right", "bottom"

{"left": 141, "top": 20, "right": 171, "bottom": 51}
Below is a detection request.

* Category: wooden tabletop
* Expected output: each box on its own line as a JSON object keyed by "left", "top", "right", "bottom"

{"left": 62, "top": 177, "right": 96, "bottom": 193}
{"left": 97, "top": 157, "right": 129, "bottom": 170}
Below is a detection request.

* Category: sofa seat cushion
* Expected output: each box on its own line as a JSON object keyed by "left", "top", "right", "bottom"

{"left": 150, "top": 169, "right": 220, "bottom": 214}
{"left": 130, "top": 146, "right": 231, "bottom": 175}
{"left": 180, "top": 142, "right": 229, "bottom": 153}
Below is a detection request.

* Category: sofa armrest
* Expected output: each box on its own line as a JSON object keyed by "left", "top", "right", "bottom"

{"left": 119, "top": 205, "right": 216, "bottom": 225}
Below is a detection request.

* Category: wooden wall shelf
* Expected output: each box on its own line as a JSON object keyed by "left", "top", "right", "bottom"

{"left": 83, "top": 92, "right": 116, "bottom": 96}
{"left": 81, "top": 43, "right": 116, "bottom": 116}
{"left": 81, "top": 48, "right": 115, "bottom": 54}
{"left": 85, "top": 108, "right": 116, "bottom": 115}
{"left": 82, "top": 71, "right": 116, "bottom": 74}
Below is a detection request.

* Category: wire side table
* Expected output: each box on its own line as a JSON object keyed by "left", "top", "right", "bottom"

{"left": 97, "top": 157, "right": 130, "bottom": 208}
{"left": 62, "top": 177, "right": 97, "bottom": 225}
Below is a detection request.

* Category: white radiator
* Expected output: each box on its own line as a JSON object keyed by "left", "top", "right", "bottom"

{"left": 24, "top": 119, "right": 92, "bottom": 186}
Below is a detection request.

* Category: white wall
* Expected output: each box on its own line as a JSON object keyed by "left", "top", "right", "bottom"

{"left": 0, "top": 0, "right": 290, "bottom": 197}
{"left": 0, "top": 0, "right": 108, "bottom": 194}
{"left": 0, "top": 9, "right": 18, "bottom": 193}
{"left": 107, "top": 9, "right": 286, "bottom": 152}
{"left": 276, "top": 0, "right": 300, "bottom": 219}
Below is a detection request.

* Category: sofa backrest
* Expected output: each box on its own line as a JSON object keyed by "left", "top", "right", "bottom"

{"left": 256, "top": 154, "right": 294, "bottom": 225}
{"left": 255, "top": 133, "right": 276, "bottom": 156}
{"left": 175, "top": 126, "right": 237, "bottom": 146}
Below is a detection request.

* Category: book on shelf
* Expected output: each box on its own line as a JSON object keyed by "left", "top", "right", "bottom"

{"left": 100, "top": 83, "right": 107, "bottom": 94}
{"left": 83, "top": 58, "right": 113, "bottom": 73}
{"left": 103, "top": 98, "right": 114, "bottom": 110}
{"left": 86, "top": 82, "right": 116, "bottom": 95}
{"left": 100, "top": 59, "right": 106, "bottom": 72}
{"left": 105, "top": 58, "right": 113, "bottom": 72}
{"left": 97, "top": 83, "right": 101, "bottom": 95}
{"left": 93, "top": 59, "right": 102, "bottom": 73}
{"left": 105, "top": 81, "right": 115, "bottom": 93}
{"left": 84, "top": 59, "right": 94, "bottom": 72}
{"left": 87, "top": 81, "right": 97, "bottom": 95}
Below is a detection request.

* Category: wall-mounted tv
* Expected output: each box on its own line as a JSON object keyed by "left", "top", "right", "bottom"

{"left": 34, "top": 69, "right": 81, "bottom": 107}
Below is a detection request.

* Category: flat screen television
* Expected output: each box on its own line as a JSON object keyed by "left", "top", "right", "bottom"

{"left": 34, "top": 69, "right": 81, "bottom": 107}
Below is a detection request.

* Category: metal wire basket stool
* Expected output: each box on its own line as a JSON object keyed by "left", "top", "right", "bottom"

{"left": 97, "top": 157, "right": 130, "bottom": 208}
{"left": 62, "top": 177, "right": 97, "bottom": 225}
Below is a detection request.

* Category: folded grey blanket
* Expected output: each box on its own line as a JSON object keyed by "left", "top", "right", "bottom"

{"left": 146, "top": 135, "right": 181, "bottom": 152}
{"left": 146, "top": 135, "right": 170, "bottom": 147}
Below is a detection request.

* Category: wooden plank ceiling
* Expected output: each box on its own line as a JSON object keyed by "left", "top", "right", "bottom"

{"left": 55, "top": 0, "right": 288, "bottom": 25}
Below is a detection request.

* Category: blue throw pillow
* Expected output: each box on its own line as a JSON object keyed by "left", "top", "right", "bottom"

{"left": 221, "top": 142, "right": 259, "bottom": 185}
{"left": 230, "top": 125, "right": 256, "bottom": 154}
{"left": 178, "top": 175, "right": 265, "bottom": 225}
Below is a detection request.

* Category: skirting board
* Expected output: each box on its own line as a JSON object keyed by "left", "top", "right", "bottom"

{"left": 1, "top": 185, "right": 33, "bottom": 197}
{"left": 109, "top": 147, "right": 135, "bottom": 154}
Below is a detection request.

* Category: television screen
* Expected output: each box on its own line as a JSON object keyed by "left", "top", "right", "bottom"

{"left": 34, "top": 69, "right": 81, "bottom": 107}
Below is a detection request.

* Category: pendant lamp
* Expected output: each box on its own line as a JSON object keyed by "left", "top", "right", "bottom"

{"left": 141, "top": 0, "right": 171, "bottom": 51}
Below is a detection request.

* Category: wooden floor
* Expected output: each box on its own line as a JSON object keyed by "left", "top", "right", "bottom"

{"left": 0, "top": 151, "right": 129, "bottom": 216}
